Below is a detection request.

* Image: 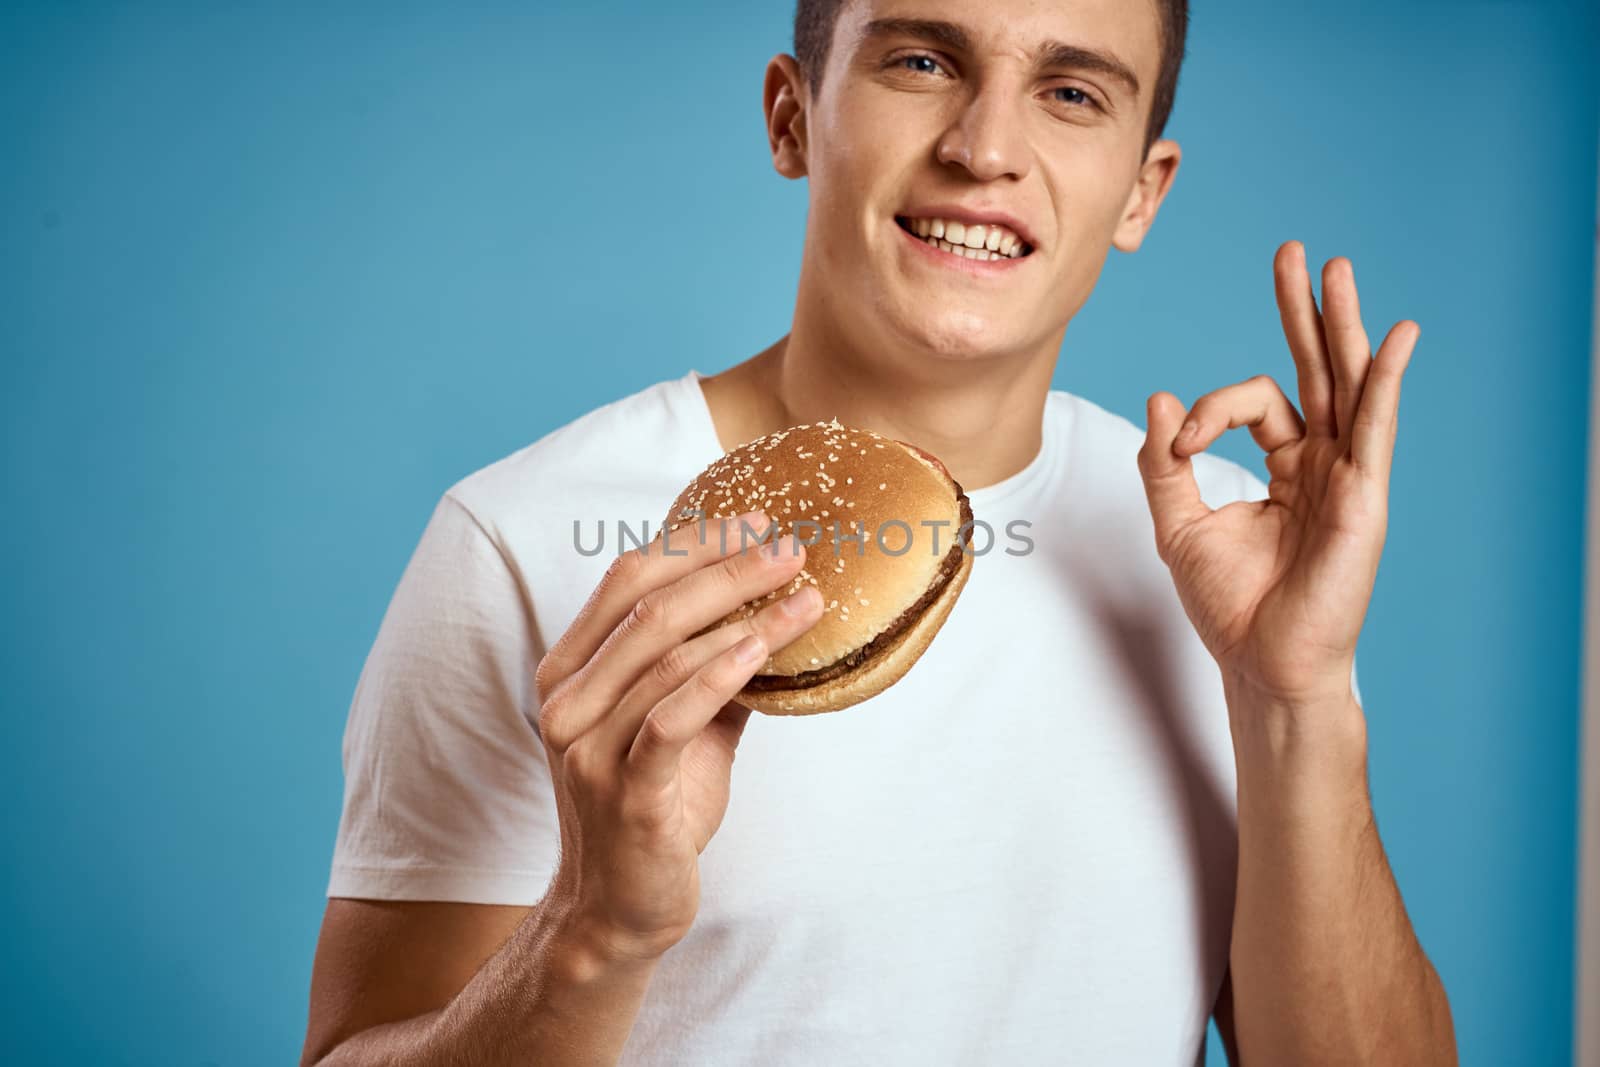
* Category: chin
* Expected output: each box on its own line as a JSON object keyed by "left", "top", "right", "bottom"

{"left": 897, "top": 309, "right": 1021, "bottom": 364}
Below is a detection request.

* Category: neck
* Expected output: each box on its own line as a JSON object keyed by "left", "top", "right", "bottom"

{"left": 701, "top": 291, "right": 1062, "bottom": 493}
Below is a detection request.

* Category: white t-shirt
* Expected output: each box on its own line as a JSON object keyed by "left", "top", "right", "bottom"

{"left": 328, "top": 368, "right": 1359, "bottom": 1065}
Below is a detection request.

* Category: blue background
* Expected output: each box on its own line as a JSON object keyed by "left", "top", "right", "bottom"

{"left": 3, "top": 2, "right": 1595, "bottom": 1064}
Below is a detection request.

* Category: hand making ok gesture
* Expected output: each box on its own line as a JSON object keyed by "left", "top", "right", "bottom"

{"left": 1136, "top": 240, "right": 1421, "bottom": 709}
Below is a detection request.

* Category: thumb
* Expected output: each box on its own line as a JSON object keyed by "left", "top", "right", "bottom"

{"left": 706, "top": 700, "right": 755, "bottom": 752}
{"left": 1135, "top": 391, "right": 1210, "bottom": 556}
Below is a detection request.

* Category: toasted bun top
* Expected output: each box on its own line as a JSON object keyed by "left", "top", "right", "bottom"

{"left": 662, "top": 419, "right": 965, "bottom": 677}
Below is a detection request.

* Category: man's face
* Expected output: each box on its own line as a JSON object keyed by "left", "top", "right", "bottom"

{"left": 791, "top": 0, "right": 1169, "bottom": 364}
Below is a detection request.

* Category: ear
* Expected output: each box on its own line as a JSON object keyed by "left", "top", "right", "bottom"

{"left": 1112, "top": 138, "right": 1181, "bottom": 253}
{"left": 764, "top": 53, "right": 810, "bottom": 180}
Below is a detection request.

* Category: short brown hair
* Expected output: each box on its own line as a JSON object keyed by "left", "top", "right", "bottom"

{"left": 792, "top": 0, "right": 1189, "bottom": 158}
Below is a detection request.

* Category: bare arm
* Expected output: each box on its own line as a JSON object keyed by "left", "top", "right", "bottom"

{"left": 1221, "top": 683, "right": 1456, "bottom": 1065}
{"left": 1138, "top": 241, "right": 1458, "bottom": 1064}
{"left": 302, "top": 889, "right": 659, "bottom": 1066}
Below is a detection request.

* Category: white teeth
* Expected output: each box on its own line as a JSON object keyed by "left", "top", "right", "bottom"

{"left": 922, "top": 238, "right": 1006, "bottom": 261}
{"left": 905, "top": 215, "right": 1028, "bottom": 257}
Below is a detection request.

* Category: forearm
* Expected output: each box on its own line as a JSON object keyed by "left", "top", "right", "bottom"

{"left": 311, "top": 881, "right": 659, "bottom": 1067}
{"left": 1223, "top": 678, "right": 1456, "bottom": 1065}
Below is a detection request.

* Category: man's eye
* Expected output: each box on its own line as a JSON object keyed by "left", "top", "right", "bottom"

{"left": 1052, "top": 86, "right": 1100, "bottom": 110}
{"left": 896, "top": 53, "right": 946, "bottom": 76}
{"left": 891, "top": 53, "right": 1099, "bottom": 111}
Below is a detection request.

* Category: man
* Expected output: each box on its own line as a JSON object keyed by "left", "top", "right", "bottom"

{"left": 302, "top": 0, "right": 1457, "bottom": 1063}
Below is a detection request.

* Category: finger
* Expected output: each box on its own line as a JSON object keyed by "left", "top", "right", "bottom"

{"left": 596, "top": 584, "right": 824, "bottom": 759}
{"left": 1274, "top": 241, "right": 1337, "bottom": 438}
{"left": 1349, "top": 319, "right": 1420, "bottom": 484}
{"left": 1136, "top": 391, "right": 1211, "bottom": 558}
{"left": 1170, "top": 373, "right": 1306, "bottom": 458}
{"left": 626, "top": 633, "right": 771, "bottom": 790}
{"left": 536, "top": 510, "right": 774, "bottom": 701}
{"left": 1322, "top": 256, "right": 1374, "bottom": 442}
{"left": 561, "top": 534, "right": 809, "bottom": 738}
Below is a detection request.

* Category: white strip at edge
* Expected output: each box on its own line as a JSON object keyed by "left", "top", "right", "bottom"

{"left": 1578, "top": 155, "right": 1600, "bottom": 1067}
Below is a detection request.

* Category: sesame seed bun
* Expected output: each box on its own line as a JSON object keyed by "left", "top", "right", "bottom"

{"left": 661, "top": 418, "right": 974, "bottom": 715}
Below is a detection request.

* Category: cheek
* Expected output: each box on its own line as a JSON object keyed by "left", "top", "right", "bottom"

{"left": 1042, "top": 158, "right": 1133, "bottom": 259}
{"left": 811, "top": 95, "right": 929, "bottom": 209}
{"left": 814, "top": 139, "right": 881, "bottom": 211}
{"left": 808, "top": 154, "right": 894, "bottom": 265}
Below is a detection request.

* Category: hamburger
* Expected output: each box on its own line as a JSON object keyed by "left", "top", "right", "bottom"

{"left": 661, "top": 418, "right": 973, "bottom": 716}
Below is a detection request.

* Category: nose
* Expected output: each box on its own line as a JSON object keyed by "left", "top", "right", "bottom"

{"left": 934, "top": 79, "right": 1032, "bottom": 182}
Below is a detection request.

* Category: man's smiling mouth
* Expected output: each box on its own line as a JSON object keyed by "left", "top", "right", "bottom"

{"left": 894, "top": 215, "right": 1034, "bottom": 261}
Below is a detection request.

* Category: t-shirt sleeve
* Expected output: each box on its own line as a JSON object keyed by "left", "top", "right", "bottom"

{"left": 1231, "top": 465, "right": 1364, "bottom": 708}
{"left": 326, "top": 491, "right": 561, "bottom": 905}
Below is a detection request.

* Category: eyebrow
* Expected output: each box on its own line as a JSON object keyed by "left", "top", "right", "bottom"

{"left": 860, "top": 17, "right": 1142, "bottom": 101}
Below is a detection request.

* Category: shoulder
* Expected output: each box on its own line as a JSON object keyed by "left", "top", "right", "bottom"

{"left": 442, "top": 372, "right": 706, "bottom": 532}
{"left": 1047, "top": 387, "right": 1268, "bottom": 508}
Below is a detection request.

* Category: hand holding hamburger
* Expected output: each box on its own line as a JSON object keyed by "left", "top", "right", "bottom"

{"left": 528, "top": 420, "right": 970, "bottom": 966}
{"left": 533, "top": 510, "right": 822, "bottom": 962}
